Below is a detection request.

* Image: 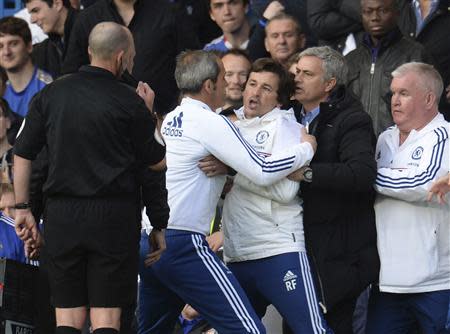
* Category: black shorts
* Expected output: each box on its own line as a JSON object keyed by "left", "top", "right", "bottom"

{"left": 44, "top": 196, "right": 141, "bottom": 308}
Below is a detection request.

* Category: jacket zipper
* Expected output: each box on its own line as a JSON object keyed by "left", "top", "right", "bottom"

{"left": 368, "top": 60, "right": 376, "bottom": 127}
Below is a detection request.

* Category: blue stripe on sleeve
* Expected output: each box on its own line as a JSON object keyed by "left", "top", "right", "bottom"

{"left": 220, "top": 116, "right": 297, "bottom": 171}
{"left": 375, "top": 127, "right": 447, "bottom": 189}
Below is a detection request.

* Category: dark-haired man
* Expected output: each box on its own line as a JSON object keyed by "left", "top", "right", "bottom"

{"left": 221, "top": 57, "right": 332, "bottom": 333}
{"left": 346, "top": 0, "right": 431, "bottom": 136}
{"left": 205, "top": 0, "right": 251, "bottom": 52}
{"left": 0, "top": 17, "right": 52, "bottom": 118}
{"left": 26, "top": 0, "right": 79, "bottom": 78}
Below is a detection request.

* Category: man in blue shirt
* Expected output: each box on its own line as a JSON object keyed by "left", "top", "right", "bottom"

{"left": 204, "top": 0, "right": 251, "bottom": 52}
{"left": 0, "top": 16, "right": 52, "bottom": 118}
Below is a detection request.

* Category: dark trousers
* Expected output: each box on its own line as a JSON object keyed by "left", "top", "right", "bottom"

{"left": 283, "top": 297, "right": 357, "bottom": 334}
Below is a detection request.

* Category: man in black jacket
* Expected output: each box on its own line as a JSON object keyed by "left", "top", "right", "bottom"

{"left": 14, "top": 22, "right": 166, "bottom": 334}
{"left": 307, "top": 0, "right": 363, "bottom": 54}
{"left": 26, "top": 0, "right": 78, "bottom": 79}
{"left": 289, "top": 46, "right": 380, "bottom": 334}
{"left": 346, "top": 0, "right": 431, "bottom": 136}
{"left": 397, "top": 0, "right": 450, "bottom": 120}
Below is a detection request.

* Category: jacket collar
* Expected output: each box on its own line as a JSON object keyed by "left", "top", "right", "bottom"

{"left": 362, "top": 26, "right": 403, "bottom": 56}
{"left": 79, "top": 65, "right": 117, "bottom": 79}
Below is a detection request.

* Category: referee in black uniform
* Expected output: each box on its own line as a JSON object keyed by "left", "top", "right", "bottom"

{"left": 13, "top": 22, "right": 166, "bottom": 334}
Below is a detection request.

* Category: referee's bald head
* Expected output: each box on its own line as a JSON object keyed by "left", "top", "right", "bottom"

{"left": 88, "top": 22, "right": 133, "bottom": 61}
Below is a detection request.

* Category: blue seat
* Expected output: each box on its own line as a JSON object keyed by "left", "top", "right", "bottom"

{"left": 0, "top": 0, "right": 23, "bottom": 18}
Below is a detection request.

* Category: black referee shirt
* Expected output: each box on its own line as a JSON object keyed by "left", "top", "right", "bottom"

{"left": 62, "top": 0, "right": 200, "bottom": 114}
{"left": 14, "top": 65, "right": 165, "bottom": 198}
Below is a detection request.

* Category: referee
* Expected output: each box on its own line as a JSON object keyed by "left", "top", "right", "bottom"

{"left": 13, "top": 22, "right": 165, "bottom": 334}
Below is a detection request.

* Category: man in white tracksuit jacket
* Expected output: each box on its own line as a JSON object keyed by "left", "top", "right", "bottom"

{"left": 139, "top": 51, "right": 318, "bottom": 334}
{"left": 222, "top": 58, "right": 332, "bottom": 333}
{"left": 367, "top": 62, "right": 450, "bottom": 334}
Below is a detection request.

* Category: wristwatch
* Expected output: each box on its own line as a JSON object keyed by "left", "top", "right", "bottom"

{"left": 15, "top": 202, "right": 31, "bottom": 210}
{"left": 302, "top": 167, "right": 313, "bottom": 183}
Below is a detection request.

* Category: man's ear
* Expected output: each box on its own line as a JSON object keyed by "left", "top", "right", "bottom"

{"left": 26, "top": 41, "right": 33, "bottom": 55}
{"left": 264, "top": 37, "right": 270, "bottom": 53}
{"left": 425, "top": 91, "right": 436, "bottom": 109}
{"left": 53, "top": 0, "right": 64, "bottom": 11}
{"left": 203, "top": 78, "right": 216, "bottom": 94}
{"left": 324, "top": 78, "right": 337, "bottom": 93}
{"left": 209, "top": 11, "right": 216, "bottom": 23}
{"left": 116, "top": 49, "right": 125, "bottom": 65}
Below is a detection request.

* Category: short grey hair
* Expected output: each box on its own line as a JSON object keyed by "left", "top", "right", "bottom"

{"left": 266, "top": 13, "right": 302, "bottom": 35}
{"left": 298, "top": 46, "right": 348, "bottom": 85}
{"left": 175, "top": 50, "right": 221, "bottom": 94}
{"left": 392, "top": 62, "right": 443, "bottom": 103}
{"left": 88, "top": 22, "right": 131, "bottom": 60}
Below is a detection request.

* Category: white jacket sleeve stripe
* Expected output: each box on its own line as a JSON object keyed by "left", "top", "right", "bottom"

{"left": 376, "top": 127, "right": 448, "bottom": 188}
{"left": 220, "top": 115, "right": 297, "bottom": 170}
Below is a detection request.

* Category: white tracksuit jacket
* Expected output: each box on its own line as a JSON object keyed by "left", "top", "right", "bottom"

{"left": 223, "top": 107, "right": 308, "bottom": 263}
{"left": 162, "top": 98, "right": 314, "bottom": 235}
{"left": 374, "top": 114, "right": 450, "bottom": 293}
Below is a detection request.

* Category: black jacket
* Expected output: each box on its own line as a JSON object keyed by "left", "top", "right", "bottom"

{"left": 32, "top": 7, "right": 78, "bottom": 79}
{"left": 346, "top": 28, "right": 432, "bottom": 136}
{"left": 14, "top": 66, "right": 165, "bottom": 197}
{"left": 62, "top": 0, "right": 200, "bottom": 114}
{"left": 397, "top": 0, "right": 450, "bottom": 119}
{"left": 296, "top": 86, "right": 380, "bottom": 311}
{"left": 307, "top": 0, "right": 364, "bottom": 52}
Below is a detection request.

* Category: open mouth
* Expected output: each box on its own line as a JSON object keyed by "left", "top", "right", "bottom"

{"left": 370, "top": 26, "right": 383, "bottom": 32}
{"left": 248, "top": 97, "right": 259, "bottom": 109}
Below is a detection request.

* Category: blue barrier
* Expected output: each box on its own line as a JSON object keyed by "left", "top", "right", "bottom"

{"left": 0, "top": 0, "right": 23, "bottom": 18}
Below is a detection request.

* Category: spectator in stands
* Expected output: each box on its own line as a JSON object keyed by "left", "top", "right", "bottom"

{"left": 250, "top": 0, "right": 315, "bottom": 48}
{"left": 204, "top": 0, "right": 251, "bottom": 52}
{"left": 346, "top": 0, "right": 431, "bottom": 136}
{"left": 307, "top": 0, "right": 363, "bottom": 54}
{"left": 288, "top": 46, "right": 379, "bottom": 334}
{"left": 25, "top": 0, "right": 79, "bottom": 78}
{"left": 62, "top": 0, "right": 199, "bottom": 114}
{"left": 0, "top": 184, "right": 27, "bottom": 263}
{"left": 264, "top": 13, "right": 305, "bottom": 68}
{"left": 397, "top": 0, "right": 450, "bottom": 120}
{"left": 220, "top": 49, "right": 251, "bottom": 110}
{"left": 368, "top": 61, "right": 449, "bottom": 334}
{"left": 0, "top": 17, "right": 52, "bottom": 118}
{"left": 248, "top": 2, "right": 308, "bottom": 62}
{"left": 14, "top": 7, "right": 48, "bottom": 45}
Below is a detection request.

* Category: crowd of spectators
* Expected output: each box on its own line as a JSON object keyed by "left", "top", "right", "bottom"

{"left": 0, "top": 0, "right": 449, "bottom": 333}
